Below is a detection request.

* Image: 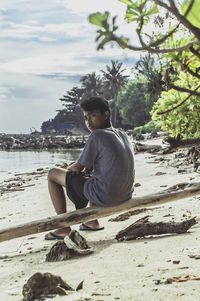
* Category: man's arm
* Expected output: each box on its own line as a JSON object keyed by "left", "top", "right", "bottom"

{"left": 66, "top": 161, "right": 84, "bottom": 174}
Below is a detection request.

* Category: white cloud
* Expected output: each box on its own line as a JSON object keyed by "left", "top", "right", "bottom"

{"left": 0, "top": 0, "right": 142, "bottom": 133}
{"left": 59, "top": 0, "right": 126, "bottom": 15}
{"left": 0, "top": 21, "right": 93, "bottom": 40}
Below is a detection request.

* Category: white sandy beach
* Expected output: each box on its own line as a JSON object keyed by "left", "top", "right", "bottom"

{"left": 1, "top": 138, "right": 200, "bottom": 301}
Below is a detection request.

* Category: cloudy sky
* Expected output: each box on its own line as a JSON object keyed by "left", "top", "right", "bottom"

{"left": 0, "top": 0, "right": 141, "bottom": 134}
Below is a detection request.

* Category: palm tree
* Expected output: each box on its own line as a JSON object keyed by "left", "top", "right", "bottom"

{"left": 101, "top": 60, "right": 129, "bottom": 126}
{"left": 80, "top": 72, "right": 103, "bottom": 100}
{"left": 135, "top": 54, "right": 163, "bottom": 110}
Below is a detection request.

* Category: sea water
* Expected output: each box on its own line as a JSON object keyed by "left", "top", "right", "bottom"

{"left": 0, "top": 149, "right": 82, "bottom": 181}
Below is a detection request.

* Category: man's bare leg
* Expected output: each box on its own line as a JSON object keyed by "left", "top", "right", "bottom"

{"left": 45, "top": 167, "right": 71, "bottom": 239}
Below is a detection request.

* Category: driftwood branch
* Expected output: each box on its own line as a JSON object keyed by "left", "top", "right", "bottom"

{"left": 116, "top": 216, "right": 197, "bottom": 241}
{"left": 134, "top": 142, "right": 162, "bottom": 153}
{"left": 1, "top": 182, "right": 200, "bottom": 242}
{"left": 163, "top": 136, "right": 200, "bottom": 149}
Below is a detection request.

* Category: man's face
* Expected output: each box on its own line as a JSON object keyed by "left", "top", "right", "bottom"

{"left": 83, "top": 110, "right": 109, "bottom": 132}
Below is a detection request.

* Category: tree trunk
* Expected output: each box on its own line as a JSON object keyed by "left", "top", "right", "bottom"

{"left": 1, "top": 182, "right": 200, "bottom": 242}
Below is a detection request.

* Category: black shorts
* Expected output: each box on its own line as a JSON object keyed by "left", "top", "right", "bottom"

{"left": 65, "top": 172, "right": 89, "bottom": 209}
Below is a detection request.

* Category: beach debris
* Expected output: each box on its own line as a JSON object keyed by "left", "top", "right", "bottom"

{"left": 167, "top": 275, "right": 200, "bottom": 283}
{"left": 187, "top": 146, "right": 200, "bottom": 170}
{"left": 0, "top": 170, "right": 46, "bottom": 196}
{"left": 115, "top": 216, "right": 197, "bottom": 241}
{"left": 135, "top": 133, "right": 145, "bottom": 141}
{"left": 45, "top": 230, "right": 93, "bottom": 262}
{"left": 22, "top": 272, "right": 74, "bottom": 301}
{"left": 172, "top": 260, "right": 180, "bottom": 264}
{"left": 76, "top": 280, "right": 84, "bottom": 291}
{"left": 155, "top": 171, "right": 166, "bottom": 176}
{"left": 0, "top": 133, "right": 87, "bottom": 150}
{"left": 134, "top": 142, "right": 162, "bottom": 153}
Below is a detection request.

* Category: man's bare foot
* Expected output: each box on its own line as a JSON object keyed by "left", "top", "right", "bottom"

{"left": 45, "top": 227, "right": 71, "bottom": 240}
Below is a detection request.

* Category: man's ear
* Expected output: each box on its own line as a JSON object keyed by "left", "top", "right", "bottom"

{"left": 104, "top": 111, "right": 109, "bottom": 120}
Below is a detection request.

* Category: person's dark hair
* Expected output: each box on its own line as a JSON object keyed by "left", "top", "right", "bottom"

{"left": 80, "top": 96, "right": 110, "bottom": 117}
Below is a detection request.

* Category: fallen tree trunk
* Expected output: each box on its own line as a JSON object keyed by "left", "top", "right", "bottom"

{"left": 115, "top": 216, "right": 197, "bottom": 241}
{"left": 0, "top": 182, "right": 200, "bottom": 242}
{"left": 163, "top": 136, "right": 200, "bottom": 149}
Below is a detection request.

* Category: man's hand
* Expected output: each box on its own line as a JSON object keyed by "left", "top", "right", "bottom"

{"left": 66, "top": 161, "right": 84, "bottom": 174}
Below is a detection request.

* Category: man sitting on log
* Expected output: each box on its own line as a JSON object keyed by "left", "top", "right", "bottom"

{"left": 45, "top": 96, "right": 135, "bottom": 240}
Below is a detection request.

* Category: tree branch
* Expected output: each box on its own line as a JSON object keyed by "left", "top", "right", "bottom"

{"left": 112, "top": 33, "right": 199, "bottom": 54}
{"left": 169, "top": 83, "right": 200, "bottom": 96}
{"left": 149, "top": 24, "right": 179, "bottom": 47}
{"left": 155, "top": 0, "right": 200, "bottom": 40}
{"left": 183, "top": 0, "right": 195, "bottom": 18}
{"left": 182, "top": 64, "right": 200, "bottom": 80}
{"left": 189, "top": 46, "right": 200, "bottom": 59}
{"left": 157, "top": 84, "right": 200, "bottom": 115}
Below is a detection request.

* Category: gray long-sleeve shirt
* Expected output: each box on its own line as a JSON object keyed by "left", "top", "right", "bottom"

{"left": 78, "top": 127, "right": 135, "bottom": 206}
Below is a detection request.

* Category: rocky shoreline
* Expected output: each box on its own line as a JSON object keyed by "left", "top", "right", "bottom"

{"left": 0, "top": 133, "right": 88, "bottom": 150}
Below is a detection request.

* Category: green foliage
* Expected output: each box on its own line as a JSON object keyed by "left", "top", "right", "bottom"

{"left": 133, "top": 120, "right": 161, "bottom": 134}
{"left": 88, "top": 0, "right": 200, "bottom": 138}
{"left": 182, "top": 0, "right": 200, "bottom": 28}
{"left": 117, "top": 80, "right": 150, "bottom": 127}
{"left": 151, "top": 72, "right": 200, "bottom": 138}
{"left": 143, "top": 120, "right": 162, "bottom": 132}
{"left": 119, "top": 0, "right": 158, "bottom": 25}
{"left": 89, "top": 12, "right": 128, "bottom": 50}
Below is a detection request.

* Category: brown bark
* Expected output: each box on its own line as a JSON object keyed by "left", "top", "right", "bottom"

{"left": 116, "top": 216, "right": 197, "bottom": 241}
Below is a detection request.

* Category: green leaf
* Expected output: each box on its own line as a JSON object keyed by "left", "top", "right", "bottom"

{"left": 89, "top": 12, "right": 109, "bottom": 28}
{"left": 182, "top": 0, "right": 200, "bottom": 28}
{"left": 119, "top": 0, "right": 134, "bottom": 6}
{"left": 146, "top": 4, "right": 158, "bottom": 16}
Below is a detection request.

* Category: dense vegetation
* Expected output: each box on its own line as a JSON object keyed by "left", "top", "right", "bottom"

{"left": 41, "top": 57, "right": 162, "bottom": 133}
{"left": 89, "top": 0, "right": 200, "bottom": 138}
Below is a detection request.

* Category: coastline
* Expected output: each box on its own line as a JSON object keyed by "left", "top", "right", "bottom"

{"left": 1, "top": 137, "right": 200, "bottom": 300}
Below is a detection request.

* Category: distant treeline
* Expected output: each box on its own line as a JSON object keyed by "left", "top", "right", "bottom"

{"left": 41, "top": 56, "right": 163, "bottom": 134}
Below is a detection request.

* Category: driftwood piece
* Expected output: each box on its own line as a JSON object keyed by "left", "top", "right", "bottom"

{"left": 187, "top": 146, "right": 200, "bottom": 170}
{"left": 45, "top": 230, "right": 93, "bottom": 262}
{"left": 115, "top": 216, "right": 197, "bottom": 241}
{"left": 134, "top": 142, "right": 162, "bottom": 153}
{"left": 1, "top": 182, "right": 200, "bottom": 242}
{"left": 22, "top": 272, "right": 74, "bottom": 301}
